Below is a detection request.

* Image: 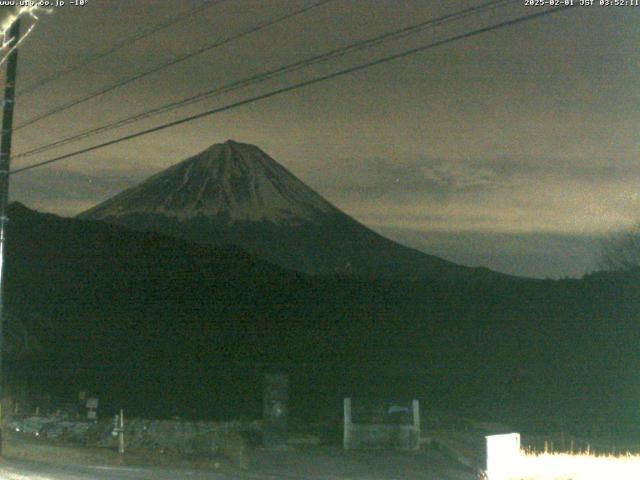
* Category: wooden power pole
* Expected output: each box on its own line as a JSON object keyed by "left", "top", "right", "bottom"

{"left": 0, "top": 17, "right": 21, "bottom": 455}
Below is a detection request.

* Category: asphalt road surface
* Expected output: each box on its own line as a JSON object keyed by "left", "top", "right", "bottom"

{"left": 0, "top": 454, "right": 477, "bottom": 480}
{"left": 0, "top": 459, "right": 244, "bottom": 479}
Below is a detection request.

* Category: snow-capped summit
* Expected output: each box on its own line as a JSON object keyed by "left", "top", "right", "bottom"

{"left": 80, "top": 140, "right": 336, "bottom": 225}
{"left": 80, "top": 141, "right": 502, "bottom": 281}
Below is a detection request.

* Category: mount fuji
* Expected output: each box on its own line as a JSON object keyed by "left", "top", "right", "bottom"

{"left": 79, "top": 140, "right": 501, "bottom": 281}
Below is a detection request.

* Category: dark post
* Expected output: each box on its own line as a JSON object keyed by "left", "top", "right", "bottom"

{"left": 0, "top": 17, "right": 21, "bottom": 455}
{"left": 263, "top": 372, "right": 289, "bottom": 449}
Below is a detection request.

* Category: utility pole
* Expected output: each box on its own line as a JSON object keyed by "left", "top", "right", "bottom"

{"left": 0, "top": 17, "right": 21, "bottom": 456}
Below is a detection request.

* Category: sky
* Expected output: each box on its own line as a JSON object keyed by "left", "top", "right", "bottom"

{"left": 4, "top": 0, "right": 639, "bottom": 278}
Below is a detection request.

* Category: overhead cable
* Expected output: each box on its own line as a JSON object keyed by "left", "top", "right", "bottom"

{"left": 14, "top": 0, "right": 511, "bottom": 161}
{"left": 14, "top": 0, "right": 336, "bottom": 131}
{"left": 11, "top": 5, "right": 576, "bottom": 176}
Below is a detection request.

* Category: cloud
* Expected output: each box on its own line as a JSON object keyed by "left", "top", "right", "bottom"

{"left": 303, "top": 154, "right": 640, "bottom": 235}
{"left": 373, "top": 226, "right": 602, "bottom": 279}
{"left": 420, "top": 161, "right": 498, "bottom": 190}
{"left": 304, "top": 155, "right": 508, "bottom": 204}
{"left": 10, "top": 163, "right": 155, "bottom": 216}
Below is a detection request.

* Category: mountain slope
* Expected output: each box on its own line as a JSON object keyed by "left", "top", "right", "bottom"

{"left": 80, "top": 140, "right": 338, "bottom": 224}
{"left": 7, "top": 203, "right": 640, "bottom": 432}
{"left": 79, "top": 140, "right": 505, "bottom": 281}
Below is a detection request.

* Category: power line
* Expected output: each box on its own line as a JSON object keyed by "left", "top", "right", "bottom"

{"left": 14, "top": 0, "right": 512, "bottom": 161}
{"left": 11, "top": 5, "right": 576, "bottom": 176}
{"left": 16, "top": 0, "right": 228, "bottom": 98}
{"left": 13, "top": 0, "right": 336, "bottom": 132}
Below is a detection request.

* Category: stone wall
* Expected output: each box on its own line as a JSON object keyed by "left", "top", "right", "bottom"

{"left": 8, "top": 416, "right": 260, "bottom": 456}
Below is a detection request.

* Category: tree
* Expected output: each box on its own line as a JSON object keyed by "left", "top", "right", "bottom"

{"left": 600, "top": 223, "right": 640, "bottom": 271}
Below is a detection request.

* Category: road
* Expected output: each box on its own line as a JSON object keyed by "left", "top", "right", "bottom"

{"left": 0, "top": 458, "right": 243, "bottom": 480}
{"left": 0, "top": 453, "right": 477, "bottom": 480}
{"left": 0, "top": 432, "right": 479, "bottom": 480}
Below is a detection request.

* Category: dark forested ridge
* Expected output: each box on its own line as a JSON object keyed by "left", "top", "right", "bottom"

{"left": 5, "top": 203, "right": 640, "bottom": 434}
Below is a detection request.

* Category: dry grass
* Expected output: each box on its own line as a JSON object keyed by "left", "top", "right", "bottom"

{"left": 488, "top": 449, "right": 640, "bottom": 480}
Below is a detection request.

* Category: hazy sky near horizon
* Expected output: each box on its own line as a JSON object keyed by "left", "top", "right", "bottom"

{"left": 6, "top": 0, "right": 639, "bottom": 278}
